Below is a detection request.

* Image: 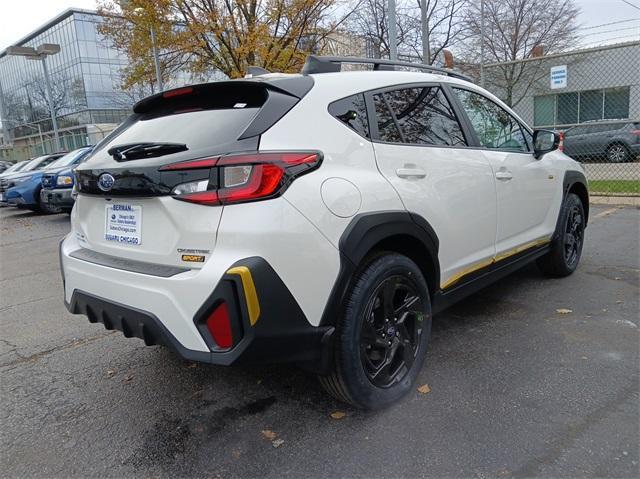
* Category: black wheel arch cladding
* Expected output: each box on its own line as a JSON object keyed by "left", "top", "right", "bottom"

{"left": 320, "top": 211, "right": 440, "bottom": 327}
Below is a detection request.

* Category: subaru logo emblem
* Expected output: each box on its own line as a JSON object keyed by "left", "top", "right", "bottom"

{"left": 98, "top": 173, "right": 115, "bottom": 192}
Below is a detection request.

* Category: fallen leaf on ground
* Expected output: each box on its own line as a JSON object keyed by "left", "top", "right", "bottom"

{"left": 272, "top": 438, "right": 285, "bottom": 448}
{"left": 417, "top": 384, "right": 431, "bottom": 394}
{"left": 106, "top": 369, "right": 116, "bottom": 378}
{"left": 556, "top": 308, "right": 573, "bottom": 314}
{"left": 330, "top": 411, "right": 346, "bottom": 419}
{"left": 261, "top": 430, "right": 277, "bottom": 440}
{"left": 123, "top": 374, "right": 133, "bottom": 383}
{"left": 186, "top": 362, "right": 198, "bottom": 368}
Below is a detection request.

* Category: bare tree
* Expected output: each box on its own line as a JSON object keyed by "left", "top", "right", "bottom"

{"left": 460, "top": 0, "right": 580, "bottom": 106}
{"left": 347, "top": 0, "right": 465, "bottom": 62}
{"left": 415, "top": 0, "right": 468, "bottom": 64}
{"left": 27, "top": 73, "right": 73, "bottom": 119}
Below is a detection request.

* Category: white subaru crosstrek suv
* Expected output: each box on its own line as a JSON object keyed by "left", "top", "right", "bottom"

{"left": 61, "top": 56, "right": 588, "bottom": 409}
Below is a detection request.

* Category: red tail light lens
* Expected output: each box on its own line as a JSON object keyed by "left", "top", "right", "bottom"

{"left": 206, "top": 302, "right": 233, "bottom": 349}
{"left": 166, "top": 151, "right": 322, "bottom": 206}
{"left": 159, "top": 157, "right": 218, "bottom": 171}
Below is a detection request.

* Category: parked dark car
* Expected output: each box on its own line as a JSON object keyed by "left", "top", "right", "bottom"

{"left": 563, "top": 120, "right": 640, "bottom": 163}
{"left": 0, "top": 152, "right": 66, "bottom": 208}
{"left": 41, "top": 146, "right": 94, "bottom": 213}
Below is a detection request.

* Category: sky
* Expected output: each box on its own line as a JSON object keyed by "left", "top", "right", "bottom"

{"left": 0, "top": 0, "right": 639, "bottom": 51}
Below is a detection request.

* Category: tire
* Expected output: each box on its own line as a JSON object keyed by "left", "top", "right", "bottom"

{"left": 536, "top": 193, "right": 585, "bottom": 277}
{"left": 319, "top": 253, "right": 432, "bottom": 410}
{"left": 606, "top": 143, "right": 630, "bottom": 163}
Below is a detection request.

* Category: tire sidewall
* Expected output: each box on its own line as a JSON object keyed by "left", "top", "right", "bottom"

{"left": 338, "top": 254, "right": 432, "bottom": 409}
{"left": 559, "top": 193, "right": 585, "bottom": 273}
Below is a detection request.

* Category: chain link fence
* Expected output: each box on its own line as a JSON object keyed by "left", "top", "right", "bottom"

{"left": 480, "top": 41, "right": 640, "bottom": 196}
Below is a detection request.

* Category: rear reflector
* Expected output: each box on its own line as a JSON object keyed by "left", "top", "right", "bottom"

{"left": 206, "top": 302, "right": 233, "bottom": 349}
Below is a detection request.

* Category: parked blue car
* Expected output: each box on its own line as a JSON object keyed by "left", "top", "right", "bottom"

{"left": 41, "top": 146, "right": 95, "bottom": 213}
{"left": 0, "top": 153, "right": 66, "bottom": 208}
{"left": 2, "top": 147, "right": 92, "bottom": 213}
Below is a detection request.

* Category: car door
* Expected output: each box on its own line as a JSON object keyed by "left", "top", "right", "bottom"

{"left": 368, "top": 84, "right": 497, "bottom": 290}
{"left": 449, "top": 87, "right": 560, "bottom": 257}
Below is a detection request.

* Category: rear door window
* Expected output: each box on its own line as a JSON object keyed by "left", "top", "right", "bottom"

{"left": 329, "top": 94, "right": 370, "bottom": 138}
{"left": 373, "top": 86, "right": 467, "bottom": 146}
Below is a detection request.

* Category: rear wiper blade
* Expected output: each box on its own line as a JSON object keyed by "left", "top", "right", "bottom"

{"left": 107, "top": 142, "right": 188, "bottom": 161}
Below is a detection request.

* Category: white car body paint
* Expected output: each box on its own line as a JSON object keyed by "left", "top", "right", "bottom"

{"left": 61, "top": 69, "right": 586, "bottom": 357}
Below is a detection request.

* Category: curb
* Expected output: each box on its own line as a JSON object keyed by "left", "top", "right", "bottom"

{"left": 590, "top": 196, "right": 640, "bottom": 206}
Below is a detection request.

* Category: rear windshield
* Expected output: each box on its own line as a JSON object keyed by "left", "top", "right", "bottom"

{"left": 98, "top": 108, "right": 260, "bottom": 155}
{"left": 94, "top": 84, "right": 268, "bottom": 157}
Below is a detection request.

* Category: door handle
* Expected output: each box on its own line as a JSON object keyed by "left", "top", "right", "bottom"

{"left": 396, "top": 167, "right": 426, "bottom": 179}
{"left": 495, "top": 170, "right": 513, "bottom": 181}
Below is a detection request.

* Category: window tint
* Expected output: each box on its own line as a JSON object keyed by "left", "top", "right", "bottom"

{"left": 453, "top": 88, "right": 529, "bottom": 152}
{"left": 373, "top": 87, "right": 466, "bottom": 146}
{"left": 328, "top": 94, "right": 370, "bottom": 138}
{"left": 373, "top": 93, "right": 403, "bottom": 143}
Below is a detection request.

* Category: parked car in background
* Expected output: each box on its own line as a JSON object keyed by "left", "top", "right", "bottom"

{"left": 41, "top": 146, "right": 94, "bottom": 213}
{"left": 0, "top": 152, "right": 67, "bottom": 210}
{"left": 0, "top": 159, "right": 31, "bottom": 179}
{"left": 563, "top": 120, "right": 640, "bottom": 163}
{"left": 0, "top": 161, "right": 13, "bottom": 173}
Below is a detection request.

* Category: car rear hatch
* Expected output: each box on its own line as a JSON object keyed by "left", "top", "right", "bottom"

{"left": 73, "top": 77, "right": 314, "bottom": 270}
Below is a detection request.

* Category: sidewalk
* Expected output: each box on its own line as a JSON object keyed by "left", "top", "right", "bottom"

{"left": 590, "top": 195, "right": 640, "bottom": 206}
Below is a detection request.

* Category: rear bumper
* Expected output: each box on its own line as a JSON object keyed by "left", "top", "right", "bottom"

{"left": 62, "top": 246, "right": 334, "bottom": 371}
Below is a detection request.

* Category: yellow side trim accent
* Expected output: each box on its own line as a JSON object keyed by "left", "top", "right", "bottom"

{"left": 441, "top": 237, "right": 551, "bottom": 290}
{"left": 226, "top": 266, "right": 261, "bottom": 326}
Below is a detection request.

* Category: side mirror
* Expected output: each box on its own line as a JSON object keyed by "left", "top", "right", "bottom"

{"left": 533, "top": 129, "right": 561, "bottom": 159}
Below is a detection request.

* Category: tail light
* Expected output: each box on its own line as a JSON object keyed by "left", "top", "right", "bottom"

{"left": 160, "top": 151, "right": 322, "bottom": 206}
{"left": 558, "top": 131, "right": 565, "bottom": 152}
{"left": 631, "top": 129, "right": 640, "bottom": 137}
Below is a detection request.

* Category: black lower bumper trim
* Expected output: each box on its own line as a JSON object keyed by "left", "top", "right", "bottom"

{"left": 65, "top": 257, "right": 334, "bottom": 372}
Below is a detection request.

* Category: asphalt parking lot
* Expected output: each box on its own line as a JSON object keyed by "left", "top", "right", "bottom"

{"left": 1, "top": 204, "right": 639, "bottom": 478}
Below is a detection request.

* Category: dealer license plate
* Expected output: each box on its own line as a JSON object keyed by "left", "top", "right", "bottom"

{"left": 105, "top": 204, "right": 142, "bottom": 245}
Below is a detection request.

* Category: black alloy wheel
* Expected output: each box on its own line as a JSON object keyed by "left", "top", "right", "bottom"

{"left": 360, "top": 275, "right": 424, "bottom": 388}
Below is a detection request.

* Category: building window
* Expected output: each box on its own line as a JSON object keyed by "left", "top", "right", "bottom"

{"left": 533, "top": 86, "right": 630, "bottom": 127}
{"left": 604, "top": 87, "right": 630, "bottom": 120}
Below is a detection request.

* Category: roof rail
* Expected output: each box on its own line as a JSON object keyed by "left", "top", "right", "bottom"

{"left": 301, "top": 55, "right": 472, "bottom": 82}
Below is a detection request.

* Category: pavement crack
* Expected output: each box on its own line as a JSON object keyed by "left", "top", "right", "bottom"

{"left": 0, "top": 332, "right": 116, "bottom": 369}
{"left": 0, "top": 295, "right": 60, "bottom": 312}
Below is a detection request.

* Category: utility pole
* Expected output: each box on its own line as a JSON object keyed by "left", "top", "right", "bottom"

{"left": 388, "top": 0, "right": 398, "bottom": 60}
{"left": 150, "top": 25, "right": 163, "bottom": 92}
{"left": 39, "top": 54, "right": 61, "bottom": 151}
{"left": 480, "top": 0, "right": 486, "bottom": 87}
{"left": 421, "top": 0, "right": 430, "bottom": 64}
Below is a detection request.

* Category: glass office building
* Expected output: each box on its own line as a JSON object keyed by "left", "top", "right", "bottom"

{"left": 0, "top": 9, "right": 133, "bottom": 154}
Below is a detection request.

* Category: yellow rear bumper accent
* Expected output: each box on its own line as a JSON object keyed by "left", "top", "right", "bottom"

{"left": 226, "top": 266, "right": 261, "bottom": 326}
